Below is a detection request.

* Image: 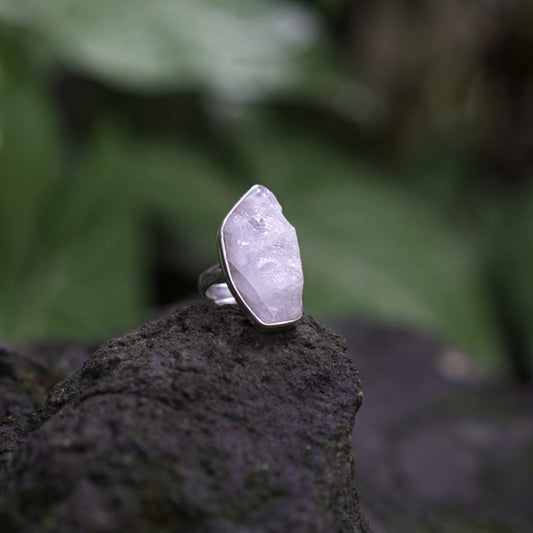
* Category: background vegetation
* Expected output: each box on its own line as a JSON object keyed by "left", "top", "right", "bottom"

{"left": 0, "top": 0, "right": 532, "bottom": 379}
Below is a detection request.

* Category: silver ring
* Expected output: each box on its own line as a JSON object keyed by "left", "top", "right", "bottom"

{"left": 198, "top": 184, "right": 304, "bottom": 330}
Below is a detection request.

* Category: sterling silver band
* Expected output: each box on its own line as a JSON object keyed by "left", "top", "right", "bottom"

{"left": 198, "top": 264, "right": 236, "bottom": 306}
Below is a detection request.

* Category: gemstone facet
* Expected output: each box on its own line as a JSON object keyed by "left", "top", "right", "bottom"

{"left": 219, "top": 185, "right": 303, "bottom": 327}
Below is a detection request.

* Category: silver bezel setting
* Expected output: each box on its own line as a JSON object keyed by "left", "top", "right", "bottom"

{"left": 217, "top": 185, "right": 303, "bottom": 331}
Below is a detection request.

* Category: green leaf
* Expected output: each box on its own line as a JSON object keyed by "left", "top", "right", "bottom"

{"left": 0, "top": 78, "right": 145, "bottom": 340}
{"left": 0, "top": 78, "right": 60, "bottom": 267}
{"left": 0, "top": 77, "right": 62, "bottom": 336}
{"left": 0, "top": 0, "right": 337, "bottom": 99}
{"left": 0, "top": 64, "right": 241, "bottom": 340}
{"left": 490, "top": 185, "right": 533, "bottom": 376}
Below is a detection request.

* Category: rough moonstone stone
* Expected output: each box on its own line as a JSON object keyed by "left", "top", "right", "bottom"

{"left": 221, "top": 185, "right": 304, "bottom": 325}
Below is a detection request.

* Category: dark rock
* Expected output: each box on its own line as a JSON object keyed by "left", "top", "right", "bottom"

{"left": 0, "top": 303, "right": 366, "bottom": 533}
{"left": 339, "top": 319, "right": 533, "bottom": 533}
{"left": 14, "top": 341, "right": 94, "bottom": 377}
{"left": 0, "top": 340, "right": 93, "bottom": 476}
{"left": 0, "top": 342, "right": 55, "bottom": 473}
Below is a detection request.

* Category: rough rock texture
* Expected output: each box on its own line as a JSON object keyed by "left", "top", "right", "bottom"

{"left": 0, "top": 340, "right": 92, "bottom": 473}
{"left": 0, "top": 303, "right": 366, "bottom": 533}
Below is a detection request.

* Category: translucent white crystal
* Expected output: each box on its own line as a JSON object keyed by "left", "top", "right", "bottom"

{"left": 221, "top": 185, "right": 303, "bottom": 325}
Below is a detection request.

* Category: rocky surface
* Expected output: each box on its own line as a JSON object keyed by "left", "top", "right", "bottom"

{"left": 0, "top": 303, "right": 366, "bottom": 533}
{"left": 1, "top": 339, "right": 93, "bottom": 472}
{"left": 4, "top": 302, "right": 530, "bottom": 533}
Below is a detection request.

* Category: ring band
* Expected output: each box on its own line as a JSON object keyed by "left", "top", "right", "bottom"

{"left": 198, "top": 185, "right": 304, "bottom": 330}
{"left": 198, "top": 265, "right": 236, "bottom": 306}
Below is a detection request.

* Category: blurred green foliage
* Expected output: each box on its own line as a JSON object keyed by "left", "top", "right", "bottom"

{"left": 0, "top": 0, "right": 532, "bottom": 377}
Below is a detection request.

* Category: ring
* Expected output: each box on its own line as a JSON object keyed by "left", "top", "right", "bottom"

{"left": 198, "top": 184, "right": 304, "bottom": 330}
